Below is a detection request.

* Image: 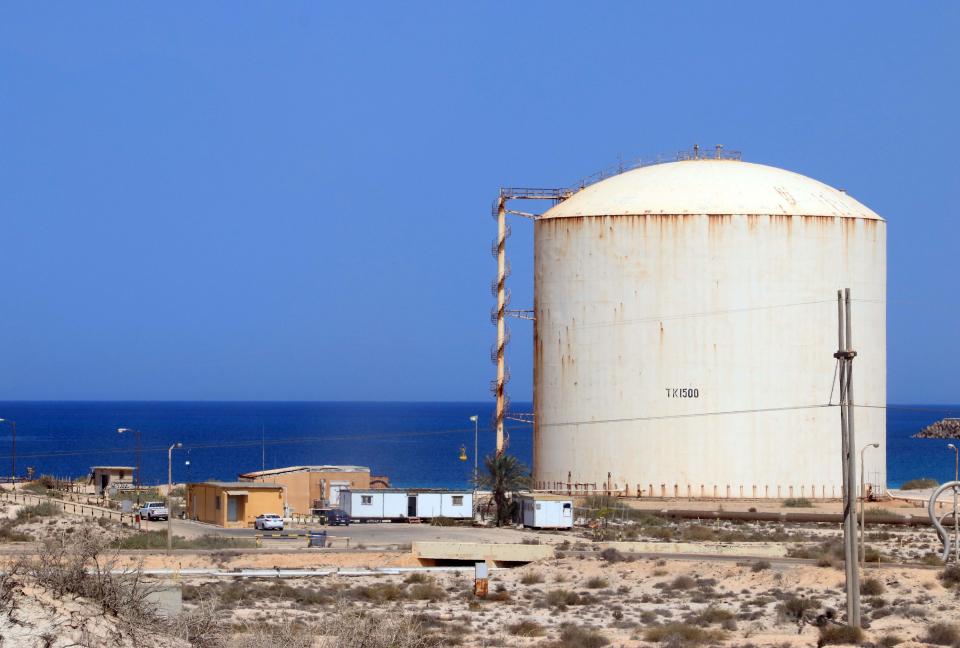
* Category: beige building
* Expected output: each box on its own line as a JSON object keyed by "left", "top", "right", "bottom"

{"left": 89, "top": 466, "right": 135, "bottom": 496}
{"left": 238, "top": 465, "right": 387, "bottom": 514}
{"left": 186, "top": 482, "right": 284, "bottom": 528}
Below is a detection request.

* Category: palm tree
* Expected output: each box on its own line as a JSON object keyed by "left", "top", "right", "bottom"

{"left": 475, "top": 453, "right": 531, "bottom": 527}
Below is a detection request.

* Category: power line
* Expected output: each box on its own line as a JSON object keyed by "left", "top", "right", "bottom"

{"left": 0, "top": 424, "right": 533, "bottom": 461}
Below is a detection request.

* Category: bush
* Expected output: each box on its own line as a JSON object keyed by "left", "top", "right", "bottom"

{"left": 667, "top": 575, "right": 696, "bottom": 590}
{"left": 860, "top": 577, "right": 885, "bottom": 595}
{"left": 0, "top": 523, "right": 32, "bottom": 543}
{"left": 939, "top": 565, "right": 960, "bottom": 588}
{"left": 520, "top": 571, "right": 544, "bottom": 585}
{"left": 778, "top": 596, "right": 819, "bottom": 620}
{"left": 783, "top": 498, "right": 813, "bottom": 508}
{"left": 925, "top": 623, "right": 960, "bottom": 646}
{"left": 408, "top": 583, "right": 446, "bottom": 601}
{"left": 693, "top": 606, "right": 734, "bottom": 625}
{"left": 111, "top": 532, "right": 256, "bottom": 550}
{"left": 643, "top": 623, "right": 725, "bottom": 645}
{"left": 552, "top": 624, "right": 609, "bottom": 648}
{"left": 356, "top": 583, "right": 406, "bottom": 602}
{"left": 508, "top": 619, "right": 545, "bottom": 637}
{"left": 900, "top": 478, "right": 938, "bottom": 490}
{"left": 545, "top": 589, "right": 583, "bottom": 608}
{"left": 314, "top": 603, "right": 442, "bottom": 648}
{"left": 818, "top": 624, "right": 864, "bottom": 645}
{"left": 877, "top": 635, "right": 903, "bottom": 647}
{"left": 429, "top": 516, "right": 456, "bottom": 527}
{"left": 585, "top": 577, "right": 608, "bottom": 589}
{"left": 600, "top": 547, "right": 627, "bottom": 563}
{"left": 15, "top": 501, "right": 61, "bottom": 523}
{"left": 751, "top": 560, "right": 771, "bottom": 572}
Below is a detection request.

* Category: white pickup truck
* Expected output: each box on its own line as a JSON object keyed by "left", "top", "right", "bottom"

{"left": 138, "top": 501, "right": 169, "bottom": 521}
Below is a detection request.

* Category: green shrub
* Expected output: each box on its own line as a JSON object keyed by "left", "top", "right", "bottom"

{"left": 15, "top": 501, "right": 61, "bottom": 522}
{"left": 925, "top": 622, "right": 960, "bottom": 646}
{"left": 783, "top": 498, "right": 813, "bottom": 508}
{"left": 860, "top": 577, "right": 885, "bottom": 595}
{"left": 818, "top": 624, "right": 864, "bottom": 645}
{"left": 900, "top": 478, "right": 938, "bottom": 490}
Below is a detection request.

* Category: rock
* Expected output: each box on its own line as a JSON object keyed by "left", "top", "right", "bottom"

{"left": 913, "top": 418, "right": 960, "bottom": 439}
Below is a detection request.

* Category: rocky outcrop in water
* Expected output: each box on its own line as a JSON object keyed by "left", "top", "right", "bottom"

{"left": 914, "top": 418, "right": 960, "bottom": 439}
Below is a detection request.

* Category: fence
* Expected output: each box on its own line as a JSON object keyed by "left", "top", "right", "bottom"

{"left": 0, "top": 489, "right": 131, "bottom": 524}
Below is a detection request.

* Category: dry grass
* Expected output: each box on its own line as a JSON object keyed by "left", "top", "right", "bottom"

{"left": 818, "top": 624, "right": 864, "bottom": 646}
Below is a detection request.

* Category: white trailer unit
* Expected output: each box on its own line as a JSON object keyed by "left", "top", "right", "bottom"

{"left": 517, "top": 494, "right": 573, "bottom": 529}
{"left": 341, "top": 489, "right": 473, "bottom": 522}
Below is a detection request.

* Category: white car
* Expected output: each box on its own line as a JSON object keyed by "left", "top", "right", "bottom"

{"left": 138, "top": 501, "right": 169, "bottom": 521}
{"left": 254, "top": 513, "right": 284, "bottom": 531}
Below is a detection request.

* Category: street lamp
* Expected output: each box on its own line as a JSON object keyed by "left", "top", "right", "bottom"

{"left": 0, "top": 419, "right": 16, "bottom": 484}
{"left": 469, "top": 415, "right": 479, "bottom": 519}
{"left": 948, "top": 444, "right": 958, "bottom": 563}
{"left": 859, "top": 442, "right": 880, "bottom": 568}
{"left": 167, "top": 442, "right": 182, "bottom": 552}
{"left": 117, "top": 428, "right": 143, "bottom": 503}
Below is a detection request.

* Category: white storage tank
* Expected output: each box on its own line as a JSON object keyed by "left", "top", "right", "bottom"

{"left": 533, "top": 157, "right": 886, "bottom": 499}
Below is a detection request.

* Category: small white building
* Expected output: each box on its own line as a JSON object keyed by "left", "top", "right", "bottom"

{"left": 89, "top": 466, "right": 136, "bottom": 496}
{"left": 517, "top": 494, "right": 573, "bottom": 529}
{"left": 340, "top": 488, "right": 473, "bottom": 522}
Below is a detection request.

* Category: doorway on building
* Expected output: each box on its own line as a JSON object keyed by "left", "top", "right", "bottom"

{"left": 407, "top": 495, "right": 417, "bottom": 518}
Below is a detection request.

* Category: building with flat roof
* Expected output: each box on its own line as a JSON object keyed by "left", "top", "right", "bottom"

{"left": 238, "top": 465, "right": 388, "bottom": 514}
{"left": 186, "top": 481, "right": 284, "bottom": 528}
{"left": 89, "top": 466, "right": 135, "bottom": 496}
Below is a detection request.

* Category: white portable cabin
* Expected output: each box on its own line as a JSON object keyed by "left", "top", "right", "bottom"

{"left": 518, "top": 494, "right": 573, "bottom": 529}
{"left": 340, "top": 488, "right": 473, "bottom": 522}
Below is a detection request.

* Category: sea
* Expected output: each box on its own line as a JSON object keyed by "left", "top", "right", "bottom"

{"left": 0, "top": 401, "right": 956, "bottom": 489}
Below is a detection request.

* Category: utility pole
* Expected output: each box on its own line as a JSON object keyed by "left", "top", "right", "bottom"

{"left": 494, "top": 194, "right": 507, "bottom": 455}
{"left": 167, "top": 442, "right": 182, "bottom": 552}
{"left": 835, "top": 288, "right": 861, "bottom": 627}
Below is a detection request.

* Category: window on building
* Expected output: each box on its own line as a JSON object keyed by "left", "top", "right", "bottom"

{"left": 452, "top": 496, "right": 463, "bottom": 506}
{"left": 215, "top": 496, "right": 221, "bottom": 510}
{"left": 361, "top": 495, "right": 373, "bottom": 505}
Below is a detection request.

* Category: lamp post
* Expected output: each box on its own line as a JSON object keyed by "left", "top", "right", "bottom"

{"left": 948, "top": 444, "right": 959, "bottom": 563}
{"left": 167, "top": 442, "right": 182, "bottom": 552}
{"left": 0, "top": 419, "right": 15, "bottom": 484}
{"left": 859, "top": 442, "right": 879, "bottom": 568}
{"left": 117, "top": 428, "right": 142, "bottom": 504}
{"left": 469, "top": 415, "right": 479, "bottom": 519}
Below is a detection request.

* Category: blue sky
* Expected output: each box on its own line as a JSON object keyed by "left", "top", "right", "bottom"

{"left": 0, "top": 3, "right": 957, "bottom": 402}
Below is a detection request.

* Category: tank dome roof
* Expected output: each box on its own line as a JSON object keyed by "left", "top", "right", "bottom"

{"left": 542, "top": 159, "right": 882, "bottom": 220}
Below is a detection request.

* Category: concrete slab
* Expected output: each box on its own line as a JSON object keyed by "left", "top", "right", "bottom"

{"left": 597, "top": 541, "right": 789, "bottom": 557}
{"left": 412, "top": 541, "right": 554, "bottom": 565}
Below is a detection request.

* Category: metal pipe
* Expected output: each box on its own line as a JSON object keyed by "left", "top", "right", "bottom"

{"left": 860, "top": 442, "right": 879, "bottom": 567}
{"left": 167, "top": 442, "right": 182, "bottom": 552}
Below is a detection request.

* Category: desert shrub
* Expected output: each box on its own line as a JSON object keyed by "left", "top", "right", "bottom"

{"left": 404, "top": 572, "right": 429, "bottom": 584}
{"left": 667, "top": 575, "right": 696, "bottom": 590}
{"left": 643, "top": 622, "right": 725, "bottom": 645}
{"left": 429, "top": 516, "right": 455, "bottom": 527}
{"left": 783, "top": 498, "right": 813, "bottom": 508}
{"left": 315, "top": 603, "right": 442, "bottom": 648}
{"left": 545, "top": 589, "right": 583, "bottom": 608}
{"left": 818, "top": 624, "right": 864, "bottom": 645}
{"left": 15, "top": 501, "right": 61, "bottom": 522}
{"left": 939, "top": 565, "right": 960, "bottom": 588}
{"left": 925, "top": 623, "right": 960, "bottom": 646}
{"left": 355, "top": 582, "right": 406, "bottom": 602}
{"left": 777, "top": 595, "right": 819, "bottom": 620}
{"left": 600, "top": 547, "right": 627, "bottom": 563}
{"left": 585, "top": 576, "right": 608, "bottom": 589}
{"left": 0, "top": 523, "right": 32, "bottom": 542}
{"left": 877, "top": 635, "right": 903, "bottom": 647}
{"left": 860, "top": 577, "right": 885, "bottom": 595}
{"left": 692, "top": 606, "right": 734, "bottom": 625}
{"left": 549, "top": 624, "right": 609, "bottom": 648}
{"left": 683, "top": 525, "right": 716, "bottom": 541}
{"left": 508, "top": 619, "right": 546, "bottom": 637}
{"left": 111, "top": 532, "right": 255, "bottom": 550}
{"left": 408, "top": 583, "right": 446, "bottom": 601}
{"left": 900, "top": 478, "right": 938, "bottom": 490}
{"left": 520, "top": 571, "right": 544, "bottom": 585}
{"left": 751, "top": 560, "right": 771, "bottom": 572}
{"left": 23, "top": 527, "right": 159, "bottom": 625}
